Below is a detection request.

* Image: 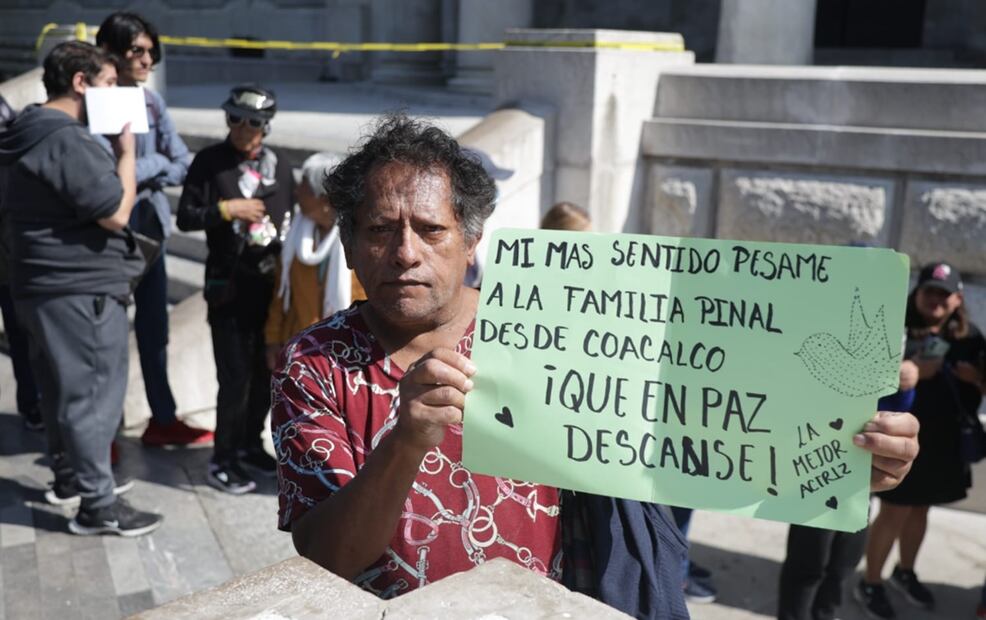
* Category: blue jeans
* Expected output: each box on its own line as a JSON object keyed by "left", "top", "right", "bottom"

{"left": 133, "top": 253, "right": 177, "bottom": 424}
{"left": 0, "top": 284, "right": 39, "bottom": 414}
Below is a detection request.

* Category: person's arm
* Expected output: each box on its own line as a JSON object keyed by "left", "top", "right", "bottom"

{"left": 97, "top": 124, "right": 137, "bottom": 231}
{"left": 150, "top": 98, "right": 192, "bottom": 187}
{"left": 135, "top": 153, "right": 170, "bottom": 185}
{"left": 176, "top": 156, "right": 267, "bottom": 232}
{"left": 289, "top": 348, "right": 476, "bottom": 578}
{"left": 953, "top": 361, "right": 985, "bottom": 394}
{"left": 856, "top": 411, "right": 920, "bottom": 492}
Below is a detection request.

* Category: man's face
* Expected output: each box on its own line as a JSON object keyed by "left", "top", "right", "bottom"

{"left": 228, "top": 117, "right": 265, "bottom": 155}
{"left": 78, "top": 63, "right": 117, "bottom": 122}
{"left": 347, "top": 161, "right": 478, "bottom": 329}
{"left": 915, "top": 285, "right": 962, "bottom": 325}
{"left": 89, "top": 63, "right": 118, "bottom": 88}
{"left": 119, "top": 33, "right": 153, "bottom": 84}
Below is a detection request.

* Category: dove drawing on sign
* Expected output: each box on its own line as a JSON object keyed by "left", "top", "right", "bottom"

{"left": 795, "top": 289, "right": 899, "bottom": 397}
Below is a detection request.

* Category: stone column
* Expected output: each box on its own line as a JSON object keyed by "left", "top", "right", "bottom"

{"left": 495, "top": 29, "right": 695, "bottom": 233}
{"left": 716, "top": 0, "right": 817, "bottom": 64}
{"left": 448, "top": 0, "right": 532, "bottom": 94}
{"left": 369, "top": 0, "right": 446, "bottom": 85}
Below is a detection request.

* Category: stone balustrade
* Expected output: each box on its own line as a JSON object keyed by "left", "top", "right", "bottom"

{"left": 640, "top": 63, "right": 986, "bottom": 323}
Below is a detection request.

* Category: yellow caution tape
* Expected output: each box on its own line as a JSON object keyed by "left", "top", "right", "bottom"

{"left": 35, "top": 22, "right": 97, "bottom": 51}
{"left": 36, "top": 23, "right": 685, "bottom": 56}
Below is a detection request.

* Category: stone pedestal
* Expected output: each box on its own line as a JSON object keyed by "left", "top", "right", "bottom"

{"left": 369, "top": 0, "right": 446, "bottom": 85}
{"left": 716, "top": 0, "right": 817, "bottom": 64}
{"left": 448, "top": 0, "right": 532, "bottom": 94}
{"left": 134, "top": 557, "right": 630, "bottom": 619}
{"left": 495, "top": 29, "right": 695, "bottom": 233}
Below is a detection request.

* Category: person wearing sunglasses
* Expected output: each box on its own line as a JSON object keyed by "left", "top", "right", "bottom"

{"left": 177, "top": 84, "right": 293, "bottom": 494}
{"left": 95, "top": 12, "right": 212, "bottom": 448}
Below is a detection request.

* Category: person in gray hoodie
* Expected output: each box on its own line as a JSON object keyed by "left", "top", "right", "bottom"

{"left": 0, "top": 40, "right": 161, "bottom": 536}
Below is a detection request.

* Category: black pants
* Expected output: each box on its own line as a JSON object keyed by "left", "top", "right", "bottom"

{"left": 0, "top": 284, "right": 39, "bottom": 414}
{"left": 209, "top": 312, "right": 270, "bottom": 464}
{"left": 777, "top": 524, "right": 867, "bottom": 620}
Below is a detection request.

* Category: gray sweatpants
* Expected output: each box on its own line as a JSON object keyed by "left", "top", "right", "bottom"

{"left": 16, "top": 293, "right": 128, "bottom": 510}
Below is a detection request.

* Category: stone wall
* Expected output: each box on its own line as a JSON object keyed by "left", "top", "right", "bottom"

{"left": 640, "top": 63, "right": 986, "bottom": 326}
{"left": 532, "top": 0, "right": 721, "bottom": 62}
{"left": 0, "top": 0, "right": 371, "bottom": 83}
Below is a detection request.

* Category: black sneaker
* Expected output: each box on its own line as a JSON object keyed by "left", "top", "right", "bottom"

{"left": 888, "top": 565, "right": 935, "bottom": 610}
{"left": 854, "top": 580, "right": 896, "bottom": 620}
{"left": 22, "top": 406, "right": 44, "bottom": 432}
{"left": 207, "top": 462, "right": 256, "bottom": 494}
{"left": 68, "top": 498, "right": 162, "bottom": 537}
{"left": 239, "top": 447, "right": 277, "bottom": 477}
{"left": 44, "top": 475, "right": 135, "bottom": 507}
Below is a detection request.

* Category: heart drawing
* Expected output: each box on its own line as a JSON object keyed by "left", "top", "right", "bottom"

{"left": 494, "top": 406, "right": 514, "bottom": 428}
{"left": 829, "top": 418, "right": 844, "bottom": 431}
{"left": 825, "top": 496, "right": 839, "bottom": 510}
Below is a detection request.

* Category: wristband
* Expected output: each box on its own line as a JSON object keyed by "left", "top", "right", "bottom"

{"left": 218, "top": 200, "right": 232, "bottom": 222}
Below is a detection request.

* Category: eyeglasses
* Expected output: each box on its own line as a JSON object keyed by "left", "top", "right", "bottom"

{"left": 226, "top": 113, "right": 268, "bottom": 129}
{"left": 128, "top": 45, "right": 154, "bottom": 58}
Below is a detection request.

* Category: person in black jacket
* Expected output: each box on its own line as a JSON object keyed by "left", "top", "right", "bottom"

{"left": 176, "top": 84, "right": 293, "bottom": 494}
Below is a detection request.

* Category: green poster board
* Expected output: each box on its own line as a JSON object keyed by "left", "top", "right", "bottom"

{"left": 463, "top": 229, "right": 910, "bottom": 532}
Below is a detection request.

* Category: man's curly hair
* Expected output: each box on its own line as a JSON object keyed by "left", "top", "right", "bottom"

{"left": 323, "top": 114, "right": 496, "bottom": 243}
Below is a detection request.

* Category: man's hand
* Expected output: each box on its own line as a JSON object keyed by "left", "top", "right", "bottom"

{"left": 109, "top": 122, "right": 135, "bottom": 159}
{"left": 394, "top": 348, "right": 476, "bottom": 454}
{"left": 898, "top": 360, "right": 919, "bottom": 392}
{"left": 854, "top": 411, "right": 920, "bottom": 492}
{"left": 226, "top": 198, "right": 266, "bottom": 223}
{"left": 99, "top": 123, "right": 137, "bottom": 231}
{"left": 953, "top": 360, "right": 984, "bottom": 391}
{"left": 291, "top": 349, "right": 475, "bottom": 578}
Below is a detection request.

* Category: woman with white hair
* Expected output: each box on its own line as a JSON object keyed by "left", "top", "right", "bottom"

{"left": 264, "top": 152, "right": 364, "bottom": 370}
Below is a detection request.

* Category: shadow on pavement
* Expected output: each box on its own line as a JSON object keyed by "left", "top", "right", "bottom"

{"left": 688, "top": 541, "right": 983, "bottom": 620}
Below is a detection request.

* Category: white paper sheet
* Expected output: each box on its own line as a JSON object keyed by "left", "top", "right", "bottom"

{"left": 85, "top": 86, "right": 149, "bottom": 134}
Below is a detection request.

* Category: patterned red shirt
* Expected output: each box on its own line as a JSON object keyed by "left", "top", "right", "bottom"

{"left": 272, "top": 305, "right": 562, "bottom": 598}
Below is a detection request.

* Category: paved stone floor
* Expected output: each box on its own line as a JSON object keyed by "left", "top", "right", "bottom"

{"left": 1, "top": 335, "right": 984, "bottom": 619}
{"left": 0, "top": 408, "right": 294, "bottom": 620}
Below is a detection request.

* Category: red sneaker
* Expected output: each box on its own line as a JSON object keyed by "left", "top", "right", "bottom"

{"left": 141, "top": 419, "right": 214, "bottom": 447}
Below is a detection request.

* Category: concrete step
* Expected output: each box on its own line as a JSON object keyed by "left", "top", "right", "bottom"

{"left": 653, "top": 64, "right": 986, "bottom": 133}
{"left": 165, "top": 253, "right": 204, "bottom": 306}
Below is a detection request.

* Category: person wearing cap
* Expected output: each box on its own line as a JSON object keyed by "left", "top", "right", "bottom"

{"left": 177, "top": 84, "right": 293, "bottom": 494}
{"left": 857, "top": 262, "right": 986, "bottom": 619}
{"left": 95, "top": 11, "right": 211, "bottom": 448}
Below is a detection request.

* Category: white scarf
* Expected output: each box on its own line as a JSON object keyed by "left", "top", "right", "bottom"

{"left": 277, "top": 209, "right": 351, "bottom": 318}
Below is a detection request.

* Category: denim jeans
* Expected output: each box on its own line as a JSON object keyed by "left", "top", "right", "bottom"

{"left": 133, "top": 253, "right": 178, "bottom": 424}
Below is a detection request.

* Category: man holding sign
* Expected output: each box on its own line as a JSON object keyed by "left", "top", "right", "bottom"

{"left": 271, "top": 114, "right": 919, "bottom": 604}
